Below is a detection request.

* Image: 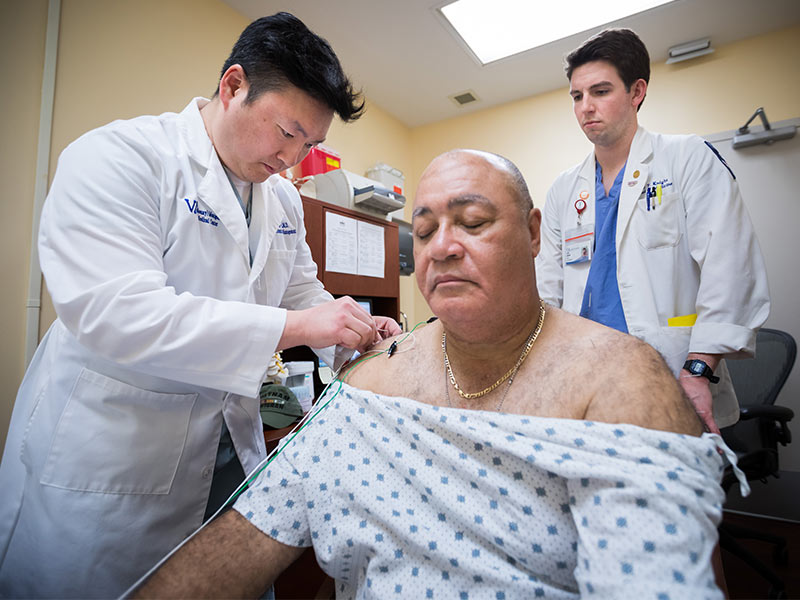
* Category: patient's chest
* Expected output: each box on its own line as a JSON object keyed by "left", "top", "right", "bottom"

{"left": 345, "top": 344, "right": 592, "bottom": 420}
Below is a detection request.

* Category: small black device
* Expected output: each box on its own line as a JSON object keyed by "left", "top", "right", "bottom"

{"left": 682, "top": 359, "right": 720, "bottom": 383}
{"left": 393, "top": 217, "right": 414, "bottom": 276}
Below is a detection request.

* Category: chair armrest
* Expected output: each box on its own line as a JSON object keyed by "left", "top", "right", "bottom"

{"left": 738, "top": 404, "right": 794, "bottom": 446}
{"left": 738, "top": 405, "right": 794, "bottom": 423}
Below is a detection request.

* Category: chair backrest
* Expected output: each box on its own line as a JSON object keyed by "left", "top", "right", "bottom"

{"left": 722, "top": 328, "right": 796, "bottom": 485}
{"left": 726, "top": 328, "right": 797, "bottom": 409}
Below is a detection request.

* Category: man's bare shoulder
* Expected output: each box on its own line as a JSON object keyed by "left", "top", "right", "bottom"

{"left": 546, "top": 309, "right": 703, "bottom": 436}
{"left": 342, "top": 321, "right": 441, "bottom": 400}
{"left": 587, "top": 333, "right": 702, "bottom": 436}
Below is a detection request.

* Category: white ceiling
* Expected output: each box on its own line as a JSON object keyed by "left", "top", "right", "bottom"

{"left": 222, "top": 0, "right": 800, "bottom": 128}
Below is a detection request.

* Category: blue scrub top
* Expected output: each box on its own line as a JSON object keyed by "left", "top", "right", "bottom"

{"left": 579, "top": 160, "right": 629, "bottom": 333}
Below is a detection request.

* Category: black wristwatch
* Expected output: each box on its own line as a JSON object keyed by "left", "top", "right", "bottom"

{"left": 683, "top": 359, "right": 720, "bottom": 383}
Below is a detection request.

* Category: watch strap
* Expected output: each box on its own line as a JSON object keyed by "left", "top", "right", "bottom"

{"left": 682, "top": 359, "right": 720, "bottom": 384}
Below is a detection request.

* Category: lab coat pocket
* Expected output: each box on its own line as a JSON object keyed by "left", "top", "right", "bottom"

{"left": 262, "top": 248, "right": 297, "bottom": 306}
{"left": 40, "top": 368, "right": 197, "bottom": 494}
{"left": 636, "top": 191, "right": 682, "bottom": 249}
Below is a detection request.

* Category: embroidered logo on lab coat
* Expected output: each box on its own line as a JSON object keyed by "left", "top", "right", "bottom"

{"left": 276, "top": 221, "right": 297, "bottom": 235}
{"left": 184, "top": 198, "right": 220, "bottom": 227}
{"left": 649, "top": 177, "right": 674, "bottom": 190}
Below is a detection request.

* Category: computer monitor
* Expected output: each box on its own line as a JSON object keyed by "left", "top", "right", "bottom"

{"left": 354, "top": 298, "right": 373, "bottom": 314}
{"left": 393, "top": 217, "right": 414, "bottom": 276}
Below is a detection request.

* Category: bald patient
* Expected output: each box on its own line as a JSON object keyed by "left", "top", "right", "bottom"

{"left": 133, "top": 150, "right": 737, "bottom": 599}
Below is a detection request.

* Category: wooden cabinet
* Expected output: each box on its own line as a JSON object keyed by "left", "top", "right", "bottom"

{"left": 300, "top": 196, "right": 400, "bottom": 320}
{"left": 278, "top": 196, "right": 400, "bottom": 395}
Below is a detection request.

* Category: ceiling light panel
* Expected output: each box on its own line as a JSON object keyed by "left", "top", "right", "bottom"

{"left": 439, "top": 0, "right": 675, "bottom": 65}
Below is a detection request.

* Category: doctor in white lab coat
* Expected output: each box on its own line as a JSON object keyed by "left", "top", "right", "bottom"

{"left": 0, "top": 13, "right": 399, "bottom": 599}
{"left": 536, "top": 28, "right": 770, "bottom": 436}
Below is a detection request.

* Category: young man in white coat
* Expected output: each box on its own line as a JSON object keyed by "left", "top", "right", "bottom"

{"left": 0, "top": 12, "right": 399, "bottom": 599}
{"left": 536, "top": 28, "right": 770, "bottom": 436}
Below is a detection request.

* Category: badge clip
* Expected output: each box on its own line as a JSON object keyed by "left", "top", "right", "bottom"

{"left": 575, "top": 191, "right": 589, "bottom": 225}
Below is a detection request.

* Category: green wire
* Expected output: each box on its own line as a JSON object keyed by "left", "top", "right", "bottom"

{"left": 225, "top": 378, "right": 341, "bottom": 506}
{"left": 223, "top": 319, "right": 433, "bottom": 508}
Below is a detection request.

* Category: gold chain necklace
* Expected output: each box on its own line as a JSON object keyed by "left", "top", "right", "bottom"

{"left": 442, "top": 300, "right": 546, "bottom": 401}
{"left": 444, "top": 359, "right": 518, "bottom": 412}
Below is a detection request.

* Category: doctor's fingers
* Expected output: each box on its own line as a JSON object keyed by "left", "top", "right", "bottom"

{"left": 697, "top": 411, "right": 721, "bottom": 437}
{"left": 321, "top": 297, "right": 377, "bottom": 349}
{"left": 340, "top": 314, "right": 378, "bottom": 352}
{"left": 374, "top": 316, "right": 402, "bottom": 340}
{"left": 678, "top": 376, "right": 720, "bottom": 435}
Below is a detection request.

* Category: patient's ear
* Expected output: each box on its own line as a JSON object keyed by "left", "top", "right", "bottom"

{"left": 528, "top": 208, "right": 542, "bottom": 258}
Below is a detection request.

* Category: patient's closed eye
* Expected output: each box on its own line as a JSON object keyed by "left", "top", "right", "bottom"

{"left": 463, "top": 221, "right": 487, "bottom": 230}
{"left": 414, "top": 226, "right": 435, "bottom": 240}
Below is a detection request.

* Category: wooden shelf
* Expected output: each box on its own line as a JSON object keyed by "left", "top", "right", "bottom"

{"left": 301, "top": 196, "right": 400, "bottom": 320}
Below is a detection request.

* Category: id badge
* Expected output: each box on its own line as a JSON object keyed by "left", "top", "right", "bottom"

{"left": 564, "top": 224, "right": 594, "bottom": 265}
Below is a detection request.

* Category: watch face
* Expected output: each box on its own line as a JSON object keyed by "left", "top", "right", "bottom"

{"left": 684, "top": 360, "right": 718, "bottom": 383}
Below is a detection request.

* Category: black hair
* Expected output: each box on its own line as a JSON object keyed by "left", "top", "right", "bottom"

{"left": 565, "top": 28, "right": 650, "bottom": 110}
{"left": 215, "top": 12, "right": 364, "bottom": 122}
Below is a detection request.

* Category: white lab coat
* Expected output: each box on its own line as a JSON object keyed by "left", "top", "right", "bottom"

{"left": 537, "top": 127, "right": 770, "bottom": 427}
{"left": 0, "top": 98, "right": 339, "bottom": 598}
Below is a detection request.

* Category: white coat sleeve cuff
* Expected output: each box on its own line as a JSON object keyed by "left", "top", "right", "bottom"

{"left": 689, "top": 322, "right": 758, "bottom": 359}
{"left": 224, "top": 305, "right": 288, "bottom": 397}
{"left": 311, "top": 345, "right": 354, "bottom": 373}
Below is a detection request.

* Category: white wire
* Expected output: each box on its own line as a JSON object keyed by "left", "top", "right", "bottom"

{"left": 119, "top": 388, "right": 337, "bottom": 598}
{"left": 120, "top": 332, "right": 421, "bottom": 597}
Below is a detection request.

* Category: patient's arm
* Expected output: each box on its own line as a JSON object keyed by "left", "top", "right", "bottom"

{"left": 584, "top": 334, "right": 704, "bottom": 437}
{"left": 133, "top": 510, "right": 305, "bottom": 598}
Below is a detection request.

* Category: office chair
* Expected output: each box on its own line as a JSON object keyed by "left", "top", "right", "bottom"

{"left": 720, "top": 328, "right": 796, "bottom": 600}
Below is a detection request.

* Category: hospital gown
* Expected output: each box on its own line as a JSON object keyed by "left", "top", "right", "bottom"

{"left": 235, "top": 382, "right": 743, "bottom": 599}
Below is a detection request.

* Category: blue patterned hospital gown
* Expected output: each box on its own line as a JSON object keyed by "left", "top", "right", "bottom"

{"left": 235, "top": 382, "right": 736, "bottom": 599}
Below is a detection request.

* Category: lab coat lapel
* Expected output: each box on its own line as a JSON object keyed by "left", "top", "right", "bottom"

{"left": 577, "top": 152, "right": 596, "bottom": 226}
{"left": 578, "top": 152, "right": 595, "bottom": 184}
{"left": 196, "top": 152, "right": 251, "bottom": 266}
{"left": 616, "top": 127, "right": 652, "bottom": 245}
{"left": 180, "top": 98, "right": 251, "bottom": 265}
{"left": 249, "top": 182, "right": 282, "bottom": 283}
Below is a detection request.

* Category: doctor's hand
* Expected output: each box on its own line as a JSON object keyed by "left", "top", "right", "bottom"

{"left": 279, "top": 296, "right": 378, "bottom": 354}
{"left": 679, "top": 373, "right": 720, "bottom": 435}
{"left": 372, "top": 316, "right": 402, "bottom": 344}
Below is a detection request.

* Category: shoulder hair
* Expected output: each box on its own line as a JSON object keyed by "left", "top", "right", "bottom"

{"left": 342, "top": 323, "right": 441, "bottom": 400}
{"left": 584, "top": 332, "right": 703, "bottom": 436}
{"left": 340, "top": 336, "right": 397, "bottom": 387}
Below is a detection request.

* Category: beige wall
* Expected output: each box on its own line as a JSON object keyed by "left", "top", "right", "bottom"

{"left": 1, "top": 0, "right": 48, "bottom": 457}
{"left": 407, "top": 24, "right": 800, "bottom": 322}
{"left": 325, "top": 100, "right": 418, "bottom": 327}
{"left": 642, "top": 26, "right": 800, "bottom": 136}
{"left": 3, "top": 0, "right": 798, "bottom": 456}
